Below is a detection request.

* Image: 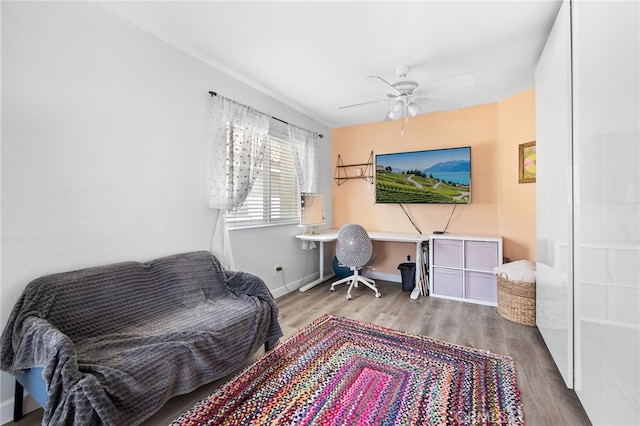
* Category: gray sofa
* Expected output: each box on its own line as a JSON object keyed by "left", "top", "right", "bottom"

{"left": 1, "top": 251, "right": 283, "bottom": 425}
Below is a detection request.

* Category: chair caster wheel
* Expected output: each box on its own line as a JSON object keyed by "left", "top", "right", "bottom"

{"left": 346, "top": 295, "right": 352, "bottom": 300}
{"left": 330, "top": 287, "right": 336, "bottom": 292}
{"left": 375, "top": 293, "right": 381, "bottom": 298}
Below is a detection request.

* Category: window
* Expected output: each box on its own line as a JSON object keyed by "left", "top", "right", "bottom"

{"left": 226, "top": 134, "right": 299, "bottom": 228}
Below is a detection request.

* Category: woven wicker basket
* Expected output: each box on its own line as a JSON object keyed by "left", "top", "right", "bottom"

{"left": 496, "top": 274, "right": 536, "bottom": 326}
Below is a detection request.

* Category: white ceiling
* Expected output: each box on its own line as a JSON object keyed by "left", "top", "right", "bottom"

{"left": 96, "top": 1, "right": 562, "bottom": 129}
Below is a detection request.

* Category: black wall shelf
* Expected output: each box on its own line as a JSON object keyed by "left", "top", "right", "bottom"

{"left": 334, "top": 151, "right": 374, "bottom": 186}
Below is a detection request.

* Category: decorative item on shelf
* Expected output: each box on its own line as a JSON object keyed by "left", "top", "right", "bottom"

{"left": 518, "top": 141, "right": 536, "bottom": 183}
{"left": 334, "top": 151, "right": 374, "bottom": 186}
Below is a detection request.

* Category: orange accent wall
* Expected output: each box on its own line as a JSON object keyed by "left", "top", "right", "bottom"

{"left": 497, "top": 90, "right": 537, "bottom": 261}
{"left": 332, "top": 89, "right": 535, "bottom": 274}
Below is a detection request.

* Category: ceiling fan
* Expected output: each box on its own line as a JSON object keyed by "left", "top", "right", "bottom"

{"left": 338, "top": 65, "right": 475, "bottom": 125}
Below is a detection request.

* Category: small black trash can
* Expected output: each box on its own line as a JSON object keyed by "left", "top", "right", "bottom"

{"left": 398, "top": 262, "right": 416, "bottom": 292}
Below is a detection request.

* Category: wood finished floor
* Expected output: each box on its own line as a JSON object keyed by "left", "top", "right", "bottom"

{"left": 7, "top": 280, "right": 591, "bottom": 426}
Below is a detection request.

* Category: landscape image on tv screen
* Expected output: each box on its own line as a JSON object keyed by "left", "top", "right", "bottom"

{"left": 375, "top": 146, "right": 471, "bottom": 204}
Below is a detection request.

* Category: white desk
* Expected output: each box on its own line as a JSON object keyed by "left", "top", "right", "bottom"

{"left": 295, "top": 229, "right": 428, "bottom": 293}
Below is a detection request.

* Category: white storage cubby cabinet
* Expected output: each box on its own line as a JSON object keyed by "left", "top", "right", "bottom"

{"left": 429, "top": 234, "right": 503, "bottom": 306}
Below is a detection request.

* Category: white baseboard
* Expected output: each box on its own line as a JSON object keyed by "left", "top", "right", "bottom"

{"left": 364, "top": 270, "right": 401, "bottom": 283}
{"left": 271, "top": 268, "right": 333, "bottom": 298}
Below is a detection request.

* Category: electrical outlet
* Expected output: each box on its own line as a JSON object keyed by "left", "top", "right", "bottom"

{"left": 274, "top": 264, "right": 283, "bottom": 276}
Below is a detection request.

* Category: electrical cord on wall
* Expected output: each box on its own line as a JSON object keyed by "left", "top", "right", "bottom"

{"left": 280, "top": 268, "right": 291, "bottom": 292}
{"left": 398, "top": 203, "right": 423, "bottom": 234}
{"left": 440, "top": 203, "right": 457, "bottom": 234}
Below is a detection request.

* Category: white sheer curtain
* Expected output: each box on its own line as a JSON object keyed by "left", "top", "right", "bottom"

{"left": 287, "top": 125, "right": 319, "bottom": 193}
{"left": 208, "top": 95, "right": 270, "bottom": 269}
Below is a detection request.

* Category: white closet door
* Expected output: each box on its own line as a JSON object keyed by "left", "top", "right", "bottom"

{"left": 572, "top": 1, "right": 640, "bottom": 424}
{"left": 535, "top": 0, "right": 573, "bottom": 388}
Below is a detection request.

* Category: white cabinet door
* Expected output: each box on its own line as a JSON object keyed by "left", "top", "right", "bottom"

{"left": 538, "top": 0, "right": 640, "bottom": 423}
{"left": 572, "top": 1, "right": 639, "bottom": 424}
{"left": 535, "top": 0, "right": 573, "bottom": 388}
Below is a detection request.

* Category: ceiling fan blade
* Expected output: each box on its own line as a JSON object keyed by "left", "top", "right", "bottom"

{"left": 337, "top": 98, "right": 393, "bottom": 110}
{"left": 366, "top": 75, "right": 400, "bottom": 96}
{"left": 424, "top": 72, "right": 476, "bottom": 93}
{"left": 413, "top": 96, "right": 461, "bottom": 112}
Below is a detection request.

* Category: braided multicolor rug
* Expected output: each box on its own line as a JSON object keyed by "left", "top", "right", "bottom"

{"left": 172, "top": 314, "right": 523, "bottom": 425}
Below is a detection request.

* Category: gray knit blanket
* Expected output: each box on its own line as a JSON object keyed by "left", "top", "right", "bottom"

{"left": 1, "top": 251, "right": 283, "bottom": 425}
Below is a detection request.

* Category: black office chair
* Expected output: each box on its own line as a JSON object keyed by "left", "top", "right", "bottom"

{"left": 330, "top": 224, "right": 380, "bottom": 300}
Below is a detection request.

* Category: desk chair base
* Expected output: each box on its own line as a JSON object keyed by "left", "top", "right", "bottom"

{"left": 331, "top": 269, "right": 381, "bottom": 300}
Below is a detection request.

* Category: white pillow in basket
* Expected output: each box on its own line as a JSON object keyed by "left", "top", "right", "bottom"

{"left": 493, "top": 260, "right": 536, "bottom": 283}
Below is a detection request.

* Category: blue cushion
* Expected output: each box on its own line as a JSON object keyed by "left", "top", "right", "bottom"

{"left": 332, "top": 256, "right": 351, "bottom": 279}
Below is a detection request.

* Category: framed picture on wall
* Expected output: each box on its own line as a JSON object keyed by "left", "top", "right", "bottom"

{"left": 519, "top": 141, "right": 536, "bottom": 183}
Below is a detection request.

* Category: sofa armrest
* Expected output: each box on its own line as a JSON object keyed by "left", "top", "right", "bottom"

{"left": 3, "top": 315, "right": 85, "bottom": 423}
{"left": 14, "top": 367, "right": 47, "bottom": 421}
{"left": 3, "top": 315, "right": 81, "bottom": 401}
{"left": 224, "top": 270, "right": 282, "bottom": 349}
{"left": 224, "top": 270, "right": 272, "bottom": 299}
{"left": 5, "top": 316, "right": 73, "bottom": 368}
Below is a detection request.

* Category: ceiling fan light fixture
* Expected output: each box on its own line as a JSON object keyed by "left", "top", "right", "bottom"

{"left": 392, "top": 100, "right": 403, "bottom": 112}
{"left": 387, "top": 109, "right": 400, "bottom": 120}
{"left": 407, "top": 103, "right": 421, "bottom": 117}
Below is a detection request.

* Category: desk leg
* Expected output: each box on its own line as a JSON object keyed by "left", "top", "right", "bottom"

{"left": 415, "top": 242, "right": 423, "bottom": 296}
{"left": 319, "top": 240, "right": 325, "bottom": 281}
{"left": 299, "top": 240, "right": 335, "bottom": 292}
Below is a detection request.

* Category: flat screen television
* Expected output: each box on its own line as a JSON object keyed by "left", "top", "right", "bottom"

{"left": 375, "top": 146, "right": 471, "bottom": 204}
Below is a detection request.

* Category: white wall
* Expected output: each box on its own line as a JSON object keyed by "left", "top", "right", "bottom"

{"left": 0, "top": 1, "right": 331, "bottom": 420}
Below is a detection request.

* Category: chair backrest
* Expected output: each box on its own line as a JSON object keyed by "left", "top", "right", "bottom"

{"left": 336, "top": 224, "right": 373, "bottom": 268}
